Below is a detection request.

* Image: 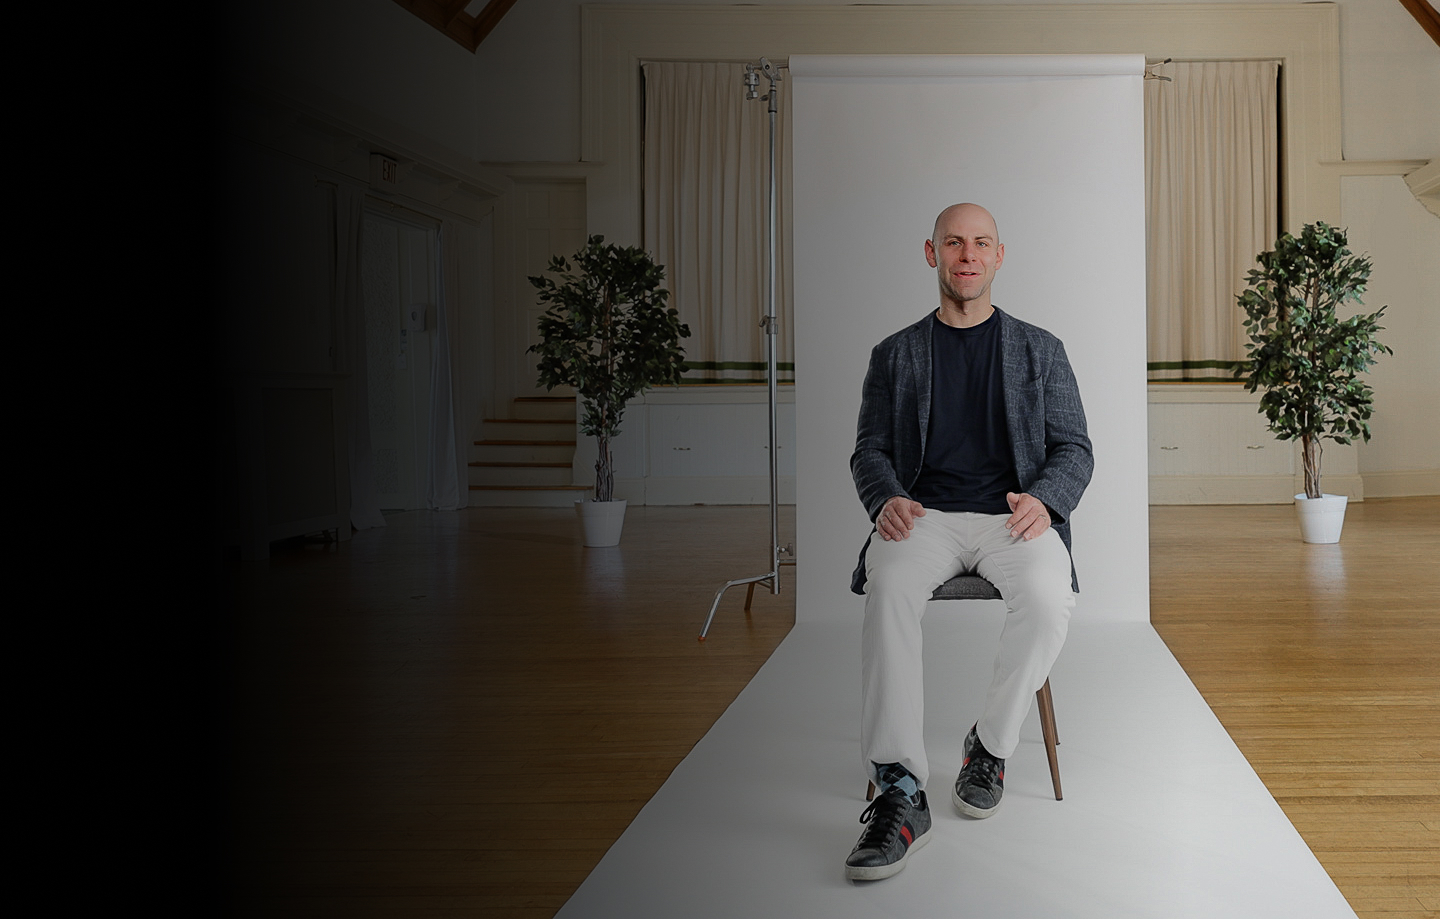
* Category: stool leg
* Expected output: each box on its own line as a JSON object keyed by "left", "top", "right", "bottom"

{"left": 866, "top": 781, "right": 875, "bottom": 802}
{"left": 1036, "top": 678, "right": 1063, "bottom": 801}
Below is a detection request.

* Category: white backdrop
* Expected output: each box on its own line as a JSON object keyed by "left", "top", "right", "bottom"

{"left": 791, "top": 55, "right": 1150, "bottom": 624}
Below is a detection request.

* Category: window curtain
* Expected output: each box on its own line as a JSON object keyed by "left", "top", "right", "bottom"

{"left": 1146, "top": 60, "right": 1280, "bottom": 382}
{"left": 426, "top": 222, "right": 466, "bottom": 512}
{"left": 642, "top": 61, "right": 794, "bottom": 385}
{"left": 335, "top": 185, "right": 387, "bottom": 529}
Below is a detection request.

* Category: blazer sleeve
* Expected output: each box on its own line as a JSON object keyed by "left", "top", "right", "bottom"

{"left": 1021, "top": 338, "right": 1093, "bottom": 525}
{"left": 850, "top": 344, "right": 909, "bottom": 521}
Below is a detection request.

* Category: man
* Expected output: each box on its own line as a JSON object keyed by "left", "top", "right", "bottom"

{"left": 844, "top": 203, "right": 1093, "bottom": 881}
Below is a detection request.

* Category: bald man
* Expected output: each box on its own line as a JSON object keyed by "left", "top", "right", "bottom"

{"left": 843, "top": 204, "right": 1093, "bottom": 881}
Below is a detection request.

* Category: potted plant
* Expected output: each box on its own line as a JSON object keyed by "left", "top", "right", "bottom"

{"left": 1236, "top": 221, "right": 1391, "bottom": 543}
{"left": 528, "top": 235, "right": 690, "bottom": 546}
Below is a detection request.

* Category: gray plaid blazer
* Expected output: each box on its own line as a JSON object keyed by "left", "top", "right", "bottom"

{"left": 850, "top": 307, "right": 1094, "bottom": 594}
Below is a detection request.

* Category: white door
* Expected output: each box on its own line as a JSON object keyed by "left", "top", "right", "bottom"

{"left": 362, "top": 211, "right": 438, "bottom": 510}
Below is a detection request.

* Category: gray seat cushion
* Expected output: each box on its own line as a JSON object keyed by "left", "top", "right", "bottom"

{"left": 930, "top": 575, "right": 1002, "bottom": 601}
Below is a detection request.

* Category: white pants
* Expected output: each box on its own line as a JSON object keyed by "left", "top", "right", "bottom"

{"left": 861, "top": 510, "right": 1075, "bottom": 790}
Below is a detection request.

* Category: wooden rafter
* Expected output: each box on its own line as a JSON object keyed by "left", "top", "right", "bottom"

{"left": 1396, "top": 0, "right": 1440, "bottom": 47}
{"left": 391, "top": 0, "right": 521, "bottom": 52}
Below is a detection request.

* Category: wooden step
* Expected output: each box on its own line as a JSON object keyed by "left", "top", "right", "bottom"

{"left": 469, "top": 484, "right": 589, "bottom": 490}
{"left": 480, "top": 419, "right": 575, "bottom": 440}
{"left": 511, "top": 396, "right": 578, "bottom": 422}
{"left": 470, "top": 442, "right": 575, "bottom": 464}
{"left": 468, "top": 461, "right": 575, "bottom": 487}
{"left": 466, "top": 486, "right": 590, "bottom": 508}
{"left": 482, "top": 417, "right": 569, "bottom": 424}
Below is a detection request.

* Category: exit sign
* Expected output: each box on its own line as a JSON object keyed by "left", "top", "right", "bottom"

{"left": 370, "top": 154, "right": 400, "bottom": 189}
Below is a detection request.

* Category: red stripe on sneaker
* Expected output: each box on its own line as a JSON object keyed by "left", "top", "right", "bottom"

{"left": 900, "top": 826, "right": 913, "bottom": 846}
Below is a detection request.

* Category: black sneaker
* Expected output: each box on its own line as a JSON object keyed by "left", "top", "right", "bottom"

{"left": 844, "top": 787, "right": 932, "bottom": 881}
{"left": 952, "top": 726, "right": 1004, "bottom": 818}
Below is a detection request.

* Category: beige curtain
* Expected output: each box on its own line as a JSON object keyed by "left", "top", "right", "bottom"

{"left": 642, "top": 61, "right": 793, "bottom": 384}
{"left": 1146, "top": 60, "right": 1280, "bottom": 382}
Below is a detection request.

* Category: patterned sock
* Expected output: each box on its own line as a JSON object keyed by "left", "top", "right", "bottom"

{"left": 874, "top": 762, "right": 920, "bottom": 801}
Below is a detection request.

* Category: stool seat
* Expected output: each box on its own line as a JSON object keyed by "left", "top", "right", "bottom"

{"left": 930, "top": 574, "right": 1003, "bottom": 601}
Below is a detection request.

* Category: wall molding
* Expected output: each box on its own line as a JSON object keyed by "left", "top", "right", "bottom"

{"left": 225, "top": 82, "right": 511, "bottom": 224}
{"left": 1403, "top": 159, "right": 1440, "bottom": 217}
{"left": 1323, "top": 159, "right": 1429, "bottom": 176}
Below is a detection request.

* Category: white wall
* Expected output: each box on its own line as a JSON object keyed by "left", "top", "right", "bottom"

{"left": 227, "top": 0, "right": 481, "bottom": 159}
{"left": 1342, "top": 175, "right": 1440, "bottom": 492}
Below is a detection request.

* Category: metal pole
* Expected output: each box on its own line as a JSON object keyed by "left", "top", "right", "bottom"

{"left": 699, "top": 59, "right": 794, "bottom": 641}
{"left": 766, "top": 76, "right": 781, "bottom": 595}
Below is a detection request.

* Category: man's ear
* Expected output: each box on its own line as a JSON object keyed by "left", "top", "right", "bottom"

{"left": 924, "top": 239, "right": 938, "bottom": 268}
{"left": 994, "top": 242, "right": 1005, "bottom": 271}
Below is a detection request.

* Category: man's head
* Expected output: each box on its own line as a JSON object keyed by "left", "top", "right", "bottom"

{"left": 925, "top": 203, "right": 1005, "bottom": 314}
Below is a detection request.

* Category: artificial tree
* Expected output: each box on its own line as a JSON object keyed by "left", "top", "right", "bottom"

{"left": 1236, "top": 221, "right": 1391, "bottom": 500}
{"left": 528, "top": 235, "right": 690, "bottom": 502}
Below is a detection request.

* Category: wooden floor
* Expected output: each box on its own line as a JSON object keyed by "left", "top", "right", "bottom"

{"left": 226, "top": 498, "right": 1438, "bottom": 918}
{"left": 1149, "top": 498, "right": 1439, "bottom": 919}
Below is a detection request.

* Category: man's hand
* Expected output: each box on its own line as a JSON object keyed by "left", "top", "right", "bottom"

{"left": 877, "top": 496, "right": 926, "bottom": 541}
{"left": 1005, "top": 492, "right": 1053, "bottom": 541}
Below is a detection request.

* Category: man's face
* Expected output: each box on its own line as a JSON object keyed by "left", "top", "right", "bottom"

{"left": 924, "top": 205, "right": 1005, "bottom": 308}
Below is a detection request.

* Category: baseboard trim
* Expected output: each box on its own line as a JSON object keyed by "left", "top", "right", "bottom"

{"left": 1360, "top": 469, "right": 1440, "bottom": 498}
{"left": 1149, "top": 473, "right": 1365, "bottom": 505}
{"left": 613, "top": 475, "right": 797, "bottom": 506}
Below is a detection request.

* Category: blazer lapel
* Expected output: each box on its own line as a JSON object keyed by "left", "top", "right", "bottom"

{"left": 912, "top": 314, "right": 933, "bottom": 461}
{"left": 997, "top": 307, "right": 1041, "bottom": 485}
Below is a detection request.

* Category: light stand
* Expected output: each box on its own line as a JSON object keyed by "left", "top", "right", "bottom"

{"left": 699, "top": 58, "right": 795, "bottom": 641}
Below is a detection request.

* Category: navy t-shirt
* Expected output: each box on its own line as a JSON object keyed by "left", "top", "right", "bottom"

{"left": 909, "top": 310, "right": 1020, "bottom": 514}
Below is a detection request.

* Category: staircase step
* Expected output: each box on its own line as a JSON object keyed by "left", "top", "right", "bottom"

{"left": 481, "top": 419, "right": 575, "bottom": 440}
{"left": 482, "top": 417, "right": 569, "bottom": 424}
{"left": 471, "top": 442, "right": 575, "bottom": 464}
{"left": 512, "top": 396, "right": 578, "bottom": 422}
{"left": 469, "top": 484, "right": 590, "bottom": 490}
{"left": 468, "top": 464, "right": 575, "bottom": 487}
{"left": 467, "top": 484, "right": 590, "bottom": 508}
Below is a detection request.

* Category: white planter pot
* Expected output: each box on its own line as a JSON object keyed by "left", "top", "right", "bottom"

{"left": 576, "top": 499, "right": 627, "bottom": 547}
{"left": 1295, "top": 493, "right": 1347, "bottom": 544}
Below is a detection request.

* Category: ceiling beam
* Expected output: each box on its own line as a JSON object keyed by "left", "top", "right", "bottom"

{"left": 392, "top": 0, "right": 521, "bottom": 52}
{"left": 470, "top": 0, "right": 521, "bottom": 47}
{"left": 1396, "top": 0, "right": 1440, "bottom": 47}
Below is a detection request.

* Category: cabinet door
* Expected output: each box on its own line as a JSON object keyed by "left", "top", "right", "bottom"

{"left": 1148, "top": 402, "right": 1292, "bottom": 476}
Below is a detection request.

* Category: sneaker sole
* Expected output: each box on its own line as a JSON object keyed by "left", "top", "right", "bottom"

{"left": 844, "top": 830, "right": 931, "bottom": 881}
{"left": 951, "top": 783, "right": 1000, "bottom": 819}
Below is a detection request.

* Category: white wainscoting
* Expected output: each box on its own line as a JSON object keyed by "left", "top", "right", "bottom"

{"left": 592, "top": 386, "right": 797, "bottom": 506}
{"left": 1146, "top": 384, "right": 1362, "bottom": 504}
